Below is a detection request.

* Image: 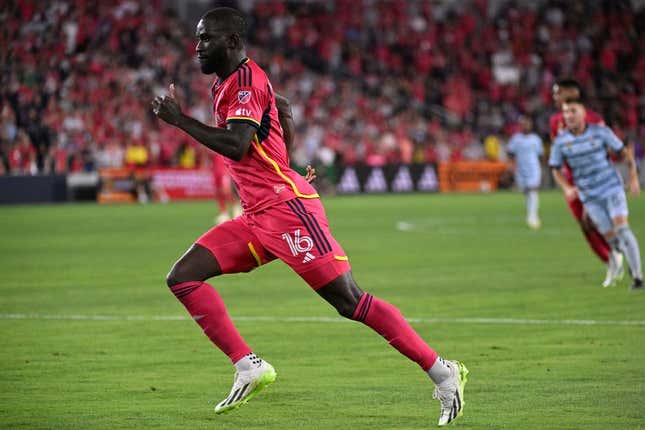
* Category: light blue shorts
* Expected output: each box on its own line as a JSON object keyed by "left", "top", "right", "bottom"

{"left": 515, "top": 172, "right": 541, "bottom": 191}
{"left": 583, "top": 191, "right": 629, "bottom": 234}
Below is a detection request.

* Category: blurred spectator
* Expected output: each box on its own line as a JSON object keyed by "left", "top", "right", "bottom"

{"left": 0, "top": 0, "right": 642, "bottom": 179}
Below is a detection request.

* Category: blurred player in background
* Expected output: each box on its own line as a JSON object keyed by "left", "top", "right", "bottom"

{"left": 507, "top": 116, "right": 544, "bottom": 229}
{"left": 152, "top": 7, "right": 468, "bottom": 426}
{"left": 550, "top": 79, "right": 623, "bottom": 287}
{"left": 212, "top": 152, "right": 241, "bottom": 224}
{"left": 550, "top": 97, "right": 642, "bottom": 290}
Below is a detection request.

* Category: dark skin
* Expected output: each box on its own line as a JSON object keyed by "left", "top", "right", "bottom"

{"left": 154, "top": 16, "right": 361, "bottom": 318}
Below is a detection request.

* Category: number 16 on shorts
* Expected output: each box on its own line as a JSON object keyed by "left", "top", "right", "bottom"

{"left": 282, "top": 229, "right": 316, "bottom": 263}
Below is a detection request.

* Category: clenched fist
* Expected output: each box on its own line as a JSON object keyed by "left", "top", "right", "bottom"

{"left": 152, "top": 83, "right": 183, "bottom": 126}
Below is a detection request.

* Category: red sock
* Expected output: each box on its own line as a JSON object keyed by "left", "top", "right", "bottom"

{"left": 170, "top": 281, "right": 251, "bottom": 363}
{"left": 584, "top": 228, "right": 610, "bottom": 263}
{"left": 353, "top": 293, "right": 438, "bottom": 371}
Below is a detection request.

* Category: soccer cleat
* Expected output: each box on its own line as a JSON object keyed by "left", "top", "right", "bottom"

{"left": 433, "top": 360, "right": 469, "bottom": 427}
{"left": 527, "top": 218, "right": 541, "bottom": 230}
{"left": 631, "top": 278, "right": 643, "bottom": 291}
{"left": 602, "top": 252, "right": 624, "bottom": 288}
{"left": 215, "top": 361, "right": 277, "bottom": 414}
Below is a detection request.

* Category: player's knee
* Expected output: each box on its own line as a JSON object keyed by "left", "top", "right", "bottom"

{"left": 166, "top": 261, "right": 192, "bottom": 288}
{"left": 335, "top": 299, "right": 359, "bottom": 319}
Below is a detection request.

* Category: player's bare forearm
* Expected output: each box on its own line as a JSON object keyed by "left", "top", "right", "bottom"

{"left": 552, "top": 167, "right": 577, "bottom": 200}
{"left": 551, "top": 167, "right": 566, "bottom": 190}
{"left": 621, "top": 147, "right": 641, "bottom": 196}
{"left": 175, "top": 114, "right": 251, "bottom": 161}
{"left": 152, "top": 84, "right": 253, "bottom": 161}
{"left": 275, "top": 93, "right": 295, "bottom": 154}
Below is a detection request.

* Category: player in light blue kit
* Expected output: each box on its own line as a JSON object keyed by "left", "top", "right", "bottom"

{"left": 507, "top": 116, "right": 544, "bottom": 229}
{"left": 550, "top": 98, "right": 642, "bottom": 290}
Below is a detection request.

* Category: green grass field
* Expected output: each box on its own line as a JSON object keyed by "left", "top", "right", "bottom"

{"left": 1, "top": 191, "right": 644, "bottom": 429}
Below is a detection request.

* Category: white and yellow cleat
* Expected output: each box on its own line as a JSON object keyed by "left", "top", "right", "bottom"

{"left": 215, "top": 361, "right": 277, "bottom": 414}
{"left": 433, "top": 360, "right": 469, "bottom": 426}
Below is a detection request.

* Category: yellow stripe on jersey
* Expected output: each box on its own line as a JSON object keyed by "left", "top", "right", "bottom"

{"left": 252, "top": 136, "right": 319, "bottom": 199}
{"left": 334, "top": 255, "right": 349, "bottom": 261}
{"left": 227, "top": 116, "right": 261, "bottom": 127}
{"left": 247, "top": 242, "right": 262, "bottom": 267}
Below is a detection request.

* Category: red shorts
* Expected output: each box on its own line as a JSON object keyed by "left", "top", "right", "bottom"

{"left": 196, "top": 198, "right": 351, "bottom": 289}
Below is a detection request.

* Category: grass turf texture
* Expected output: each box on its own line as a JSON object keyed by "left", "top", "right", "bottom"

{"left": 1, "top": 191, "right": 644, "bottom": 429}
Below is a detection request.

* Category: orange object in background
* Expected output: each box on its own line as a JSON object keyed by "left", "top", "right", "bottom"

{"left": 97, "top": 167, "right": 137, "bottom": 203}
{"left": 438, "top": 161, "right": 510, "bottom": 192}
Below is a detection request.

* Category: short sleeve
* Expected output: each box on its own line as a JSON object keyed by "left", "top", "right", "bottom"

{"left": 535, "top": 136, "right": 544, "bottom": 156}
{"left": 224, "top": 68, "right": 267, "bottom": 130}
{"left": 548, "top": 140, "right": 563, "bottom": 168}
{"left": 599, "top": 126, "right": 624, "bottom": 153}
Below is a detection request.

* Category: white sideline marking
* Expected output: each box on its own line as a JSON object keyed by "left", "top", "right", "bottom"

{"left": 0, "top": 313, "right": 644, "bottom": 326}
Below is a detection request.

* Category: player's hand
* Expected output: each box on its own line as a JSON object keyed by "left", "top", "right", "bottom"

{"left": 304, "top": 165, "right": 317, "bottom": 183}
{"left": 628, "top": 177, "right": 641, "bottom": 197}
{"left": 152, "top": 83, "right": 183, "bottom": 126}
{"left": 563, "top": 185, "right": 578, "bottom": 201}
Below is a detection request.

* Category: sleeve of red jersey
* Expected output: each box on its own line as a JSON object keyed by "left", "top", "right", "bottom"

{"left": 548, "top": 115, "right": 559, "bottom": 140}
{"left": 586, "top": 110, "right": 606, "bottom": 126}
{"left": 224, "top": 68, "right": 268, "bottom": 130}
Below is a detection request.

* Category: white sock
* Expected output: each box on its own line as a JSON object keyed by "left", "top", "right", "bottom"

{"left": 427, "top": 357, "right": 452, "bottom": 385}
{"left": 526, "top": 190, "right": 539, "bottom": 221}
{"left": 234, "top": 352, "right": 262, "bottom": 372}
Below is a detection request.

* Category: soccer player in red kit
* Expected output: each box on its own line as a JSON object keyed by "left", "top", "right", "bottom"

{"left": 152, "top": 7, "right": 467, "bottom": 426}
{"left": 550, "top": 78, "right": 624, "bottom": 287}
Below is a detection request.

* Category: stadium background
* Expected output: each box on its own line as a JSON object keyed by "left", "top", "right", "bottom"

{"left": 2, "top": 2, "right": 645, "bottom": 429}
{"left": 0, "top": 0, "right": 643, "bottom": 202}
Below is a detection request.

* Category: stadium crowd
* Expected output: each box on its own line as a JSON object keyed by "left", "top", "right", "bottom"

{"left": 0, "top": 0, "right": 643, "bottom": 176}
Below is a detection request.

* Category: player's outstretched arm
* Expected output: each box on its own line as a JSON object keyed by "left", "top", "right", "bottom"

{"left": 152, "top": 84, "right": 255, "bottom": 161}
{"left": 552, "top": 167, "right": 578, "bottom": 201}
{"left": 620, "top": 146, "right": 641, "bottom": 196}
{"left": 275, "top": 93, "right": 295, "bottom": 155}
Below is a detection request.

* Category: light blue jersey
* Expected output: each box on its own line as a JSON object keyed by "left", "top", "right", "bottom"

{"left": 507, "top": 132, "right": 544, "bottom": 190}
{"left": 549, "top": 124, "right": 624, "bottom": 202}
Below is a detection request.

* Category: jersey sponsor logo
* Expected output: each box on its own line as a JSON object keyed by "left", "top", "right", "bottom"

{"left": 274, "top": 184, "right": 286, "bottom": 194}
{"left": 238, "top": 90, "right": 251, "bottom": 104}
{"left": 281, "top": 229, "right": 315, "bottom": 262}
{"left": 235, "top": 108, "right": 252, "bottom": 116}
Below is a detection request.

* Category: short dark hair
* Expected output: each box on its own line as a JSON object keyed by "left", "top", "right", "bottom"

{"left": 555, "top": 78, "right": 582, "bottom": 92}
{"left": 201, "top": 7, "right": 247, "bottom": 42}
{"left": 562, "top": 96, "right": 585, "bottom": 106}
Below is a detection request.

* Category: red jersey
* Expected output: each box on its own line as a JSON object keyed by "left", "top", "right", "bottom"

{"left": 211, "top": 58, "right": 319, "bottom": 213}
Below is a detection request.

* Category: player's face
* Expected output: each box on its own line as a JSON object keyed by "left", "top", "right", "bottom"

{"left": 195, "top": 19, "right": 231, "bottom": 75}
{"left": 562, "top": 102, "right": 586, "bottom": 132}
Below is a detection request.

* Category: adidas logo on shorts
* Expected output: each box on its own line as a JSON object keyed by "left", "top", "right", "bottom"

{"left": 302, "top": 252, "right": 315, "bottom": 264}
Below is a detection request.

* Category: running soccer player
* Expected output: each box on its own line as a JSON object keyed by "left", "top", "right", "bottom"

{"left": 507, "top": 116, "right": 544, "bottom": 229}
{"left": 550, "top": 79, "right": 623, "bottom": 287}
{"left": 151, "top": 7, "right": 468, "bottom": 426}
{"left": 550, "top": 97, "right": 643, "bottom": 290}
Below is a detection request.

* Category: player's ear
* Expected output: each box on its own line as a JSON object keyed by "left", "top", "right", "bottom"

{"left": 227, "top": 33, "right": 242, "bottom": 50}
